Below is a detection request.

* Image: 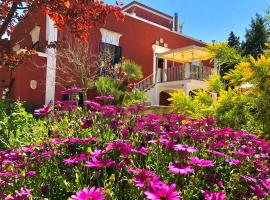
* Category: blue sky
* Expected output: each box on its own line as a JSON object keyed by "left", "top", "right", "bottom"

{"left": 105, "top": 0, "right": 270, "bottom": 43}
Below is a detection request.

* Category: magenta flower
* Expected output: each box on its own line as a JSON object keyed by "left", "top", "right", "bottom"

{"left": 90, "top": 149, "right": 106, "bottom": 159}
{"left": 261, "top": 178, "right": 270, "bottom": 190}
{"left": 232, "top": 151, "right": 251, "bottom": 157}
{"left": 64, "top": 154, "right": 87, "bottom": 165}
{"left": 85, "top": 157, "right": 115, "bottom": 169}
{"left": 225, "top": 158, "right": 240, "bottom": 166}
{"left": 5, "top": 188, "right": 32, "bottom": 200}
{"left": 71, "top": 187, "right": 106, "bottom": 200}
{"left": 206, "top": 150, "right": 227, "bottom": 157}
{"left": 25, "top": 170, "right": 36, "bottom": 177}
{"left": 250, "top": 185, "right": 267, "bottom": 198}
{"left": 168, "top": 163, "right": 194, "bottom": 175}
{"left": 85, "top": 101, "right": 102, "bottom": 110}
{"left": 173, "top": 144, "right": 198, "bottom": 153}
{"left": 61, "top": 87, "right": 80, "bottom": 95}
{"left": 188, "top": 157, "right": 214, "bottom": 167}
{"left": 131, "top": 147, "right": 148, "bottom": 156}
{"left": 106, "top": 140, "right": 132, "bottom": 157}
{"left": 128, "top": 168, "right": 158, "bottom": 188}
{"left": 145, "top": 183, "right": 181, "bottom": 200}
{"left": 203, "top": 191, "right": 227, "bottom": 200}
{"left": 241, "top": 175, "right": 257, "bottom": 183}
{"left": 34, "top": 104, "right": 52, "bottom": 116}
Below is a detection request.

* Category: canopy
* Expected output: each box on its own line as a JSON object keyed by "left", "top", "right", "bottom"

{"left": 156, "top": 45, "right": 210, "bottom": 63}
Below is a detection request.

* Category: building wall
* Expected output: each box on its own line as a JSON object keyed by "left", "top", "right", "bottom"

{"left": 10, "top": 9, "right": 47, "bottom": 49}
{"left": 12, "top": 56, "right": 47, "bottom": 105}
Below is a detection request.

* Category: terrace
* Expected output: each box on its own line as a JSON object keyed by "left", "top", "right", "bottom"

{"left": 136, "top": 45, "right": 216, "bottom": 105}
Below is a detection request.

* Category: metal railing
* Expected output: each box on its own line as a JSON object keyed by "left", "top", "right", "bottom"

{"left": 135, "top": 65, "right": 212, "bottom": 91}
{"left": 136, "top": 74, "right": 154, "bottom": 91}
{"left": 162, "top": 65, "right": 211, "bottom": 82}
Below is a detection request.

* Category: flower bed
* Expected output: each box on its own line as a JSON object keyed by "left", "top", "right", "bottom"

{"left": 0, "top": 96, "right": 269, "bottom": 199}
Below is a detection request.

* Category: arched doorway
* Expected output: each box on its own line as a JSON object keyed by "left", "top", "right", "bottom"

{"left": 159, "top": 91, "right": 172, "bottom": 106}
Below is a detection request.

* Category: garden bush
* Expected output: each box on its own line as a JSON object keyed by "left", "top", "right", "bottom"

{"left": 0, "top": 92, "right": 269, "bottom": 199}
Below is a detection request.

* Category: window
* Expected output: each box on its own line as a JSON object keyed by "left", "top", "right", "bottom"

{"left": 99, "top": 42, "right": 122, "bottom": 65}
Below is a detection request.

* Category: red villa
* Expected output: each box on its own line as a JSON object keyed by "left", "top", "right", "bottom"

{"left": 0, "top": 1, "right": 217, "bottom": 106}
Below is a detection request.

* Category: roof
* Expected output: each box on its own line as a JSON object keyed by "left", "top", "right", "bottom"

{"left": 156, "top": 45, "right": 210, "bottom": 63}
{"left": 122, "top": 1, "right": 173, "bottom": 20}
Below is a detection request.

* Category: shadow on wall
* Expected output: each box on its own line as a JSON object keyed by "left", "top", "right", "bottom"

{"left": 159, "top": 91, "right": 172, "bottom": 106}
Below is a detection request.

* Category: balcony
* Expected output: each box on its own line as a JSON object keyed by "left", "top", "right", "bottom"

{"left": 158, "top": 64, "right": 211, "bottom": 83}
{"left": 136, "top": 65, "right": 212, "bottom": 91}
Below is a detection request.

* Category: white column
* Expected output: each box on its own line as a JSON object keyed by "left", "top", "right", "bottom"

{"left": 164, "top": 59, "right": 168, "bottom": 82}
{"left": 184, "top": 63, "right": 190, "bottom": 79}
{"left": 45, "top": 15, "right": 58, "bottom": 104}
{"left": 153, "top": 55, "right": 157, "bottom": 83}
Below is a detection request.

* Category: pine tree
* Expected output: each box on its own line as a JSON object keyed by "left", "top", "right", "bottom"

{"left": 228, "top": 31, "right": 240, "bottom": 51}
{"left": 242, "top": 14, "right": 269, "bottom": 58}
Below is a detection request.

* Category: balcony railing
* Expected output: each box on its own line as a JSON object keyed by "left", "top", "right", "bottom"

{"left": 158, "top": 65, "right": 211, "bottom": 83}
{"left": 136, "top": 65, "right": 212, "bottom": 91}
{"left": 136, "top": 74, "right": 154, "bottom": 91}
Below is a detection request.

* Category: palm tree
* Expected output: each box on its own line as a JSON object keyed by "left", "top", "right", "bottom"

{"left": 118, "top": 60, "right": 143, "bottom": 103}
{"left": 120, "top": 60, "right": 143, "bottom": 86}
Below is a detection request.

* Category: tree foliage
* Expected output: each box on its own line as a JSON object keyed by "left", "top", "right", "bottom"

{"left": 242, "top": 14, "right": 269, "bottom": 58}
{"left": 0, "top": 0, "right": 124, "bottom": 40}
{"left": 228, "top": 31, "right": 240, "bottom": 51}
{"left": 95, "top": 60, "right": 146, "bottom": 105}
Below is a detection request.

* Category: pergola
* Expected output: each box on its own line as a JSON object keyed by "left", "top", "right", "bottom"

{"left": 156, "top": 45, "right": 210, "bottom": 63}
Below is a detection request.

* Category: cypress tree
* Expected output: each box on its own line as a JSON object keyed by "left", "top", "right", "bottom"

{"left": 242, "top": 14, "right": 269, "bottom": 58}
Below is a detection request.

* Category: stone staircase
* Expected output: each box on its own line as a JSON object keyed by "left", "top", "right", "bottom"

{"left": 135, "top": 74, "right": 155, "bottom": 92}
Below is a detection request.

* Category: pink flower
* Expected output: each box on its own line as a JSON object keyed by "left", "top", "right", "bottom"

{"left": 5, "top": 188, "right": 32, "bottom": 200}
{"left": 145, "top": 183, "right": 181, "bottom": 200}
{"left": 225, "top": 158, "right": 240, "bottom": 166}
{"left": 106, "top": 140, "right": 132, "bottom": 157}
{"left": 90, "top": 149, "right": 106, "bottom": 158}
{"left": 261, "top": 178, "right": 270, "bottom": 190}
{"left": 85, "top": 101, "right": 102, "bottom": 110}
{"left": 131, "top": 147, "right": 148, "bottom": 156}
{"left": 203, "top": 191, "right": 227, "bottom": 200}
{"left": 168, "top": 163, "right": 194, "bottom": 175}
{"left": 64, "top": 154, "right": 87, "bottom": 165}
{"left": 34, "top": 104, "right": 52, "bottom": 116}
{"left": 173, "top": 144, "right": 198, "bottom": 153}
{"left": 250, "top": 185, "right": 267, "bottom": 198}
{"left": 233, "top": 151, "right": 251, "bottom": 157}
{"left": 128, "top": 168, "right": 158, "bottom": 188}
{"left": 188, "top": 157, "right": 214, "bottom": 167}
{"left": 85, "top": 157, "right": 115, "bottom": 169}
{"left": 25, "top": 170, "right": 36, "bottom": 177}
{"left": 241, "top": 175, "right": 257, "bottom": 183}
{"left": 206, "top": 150, "right": 227, "bottom": 157}
{"left": 71, "top": 187, "right": 106, "bottom": 200}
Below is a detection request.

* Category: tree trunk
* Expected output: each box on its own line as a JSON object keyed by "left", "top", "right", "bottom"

{"left": 0, "top": 2, "right": 18, "bottom": 38}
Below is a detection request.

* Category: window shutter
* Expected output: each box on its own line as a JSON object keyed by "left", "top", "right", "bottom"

{"left": 114, "top": 46, "right": 122, "bottom": 64}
